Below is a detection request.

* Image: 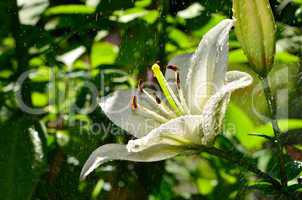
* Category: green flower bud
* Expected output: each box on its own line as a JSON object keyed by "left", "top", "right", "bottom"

{"left": 233, "top": 0, "right": 276, "bottom": 76}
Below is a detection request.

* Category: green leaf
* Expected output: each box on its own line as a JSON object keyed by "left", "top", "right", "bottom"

{"left": 252, "top": 119, "right": 302, "bottom": 137}
{"left": 225, "top": 103, "right": 258, "bottom": 149}
{"left": 168, "top": 28, "right": 192, "bottom": 49}
{"left": 31, "top": 92, "right": 48, "bottom": 107}
{"left": 226, "top": 106, "right": 302, "bottom": 149}
{"left": 285, "top": 160, "right": 302, "bottom": 181}
{"left": 267, "top": 156, "right": 302, "bottom": 181}
{"left": 229, "top": 49, "right": 248, "bottom": 64}
{"left": 45, "top": 5, "right": 95, "bottom": 16}
{"left": 91, "top": 42, "right": 118, "bottom": 68}
{"left": 197, "top": 178, "right": 216, "bottom": 195}
{"left": 96, "top": 0, "right": 134, "bottom": 15}
{"left": 247, "top": 183, "right": 275, "bottom": 195}
{"left": 91, "top": 179, "right": 104, "bottom": 199}
{"left": 135, "top": 0, "right": 152, "bottom": 8}
{"left": 275, "top": 52, "right": 300, "bottom": 63}
{"left": 177, "top": 3, "right": 204, "bottom": 19}
{"left": 241, "top": 119, "right": 302, "bottom": 149}
{"left": 286, "top": 184, "right": 302, "bottom": 192}
{"left": 293, "top": 0, "right": 302, "bottom": 5}
{"left": 18, "top": 0, "right": 48, "bottom": 25}
{"left": 112, "top": 8, "right": 148, "bottom": 23}
{"left": 142, "top": 10, "right": 159, "bottom": 24}
{"left": 57, "top": 46, "right": 86, "bottom": 67}
{"left": 193, "top": 14, "right": 226, "bottom": 38}
{"left": 0, "top": 117, "right": 46, "bottom": 200}
{"left": 229, "top": 49, "right": 300, "bottom": 64}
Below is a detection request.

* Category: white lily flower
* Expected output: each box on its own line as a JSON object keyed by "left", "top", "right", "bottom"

{"left": 80, "top": 19, "right": 253, "bottom": 180}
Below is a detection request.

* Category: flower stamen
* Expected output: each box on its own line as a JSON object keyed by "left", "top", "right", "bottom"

{"left": 166, "top": 65, "right": 191, "bottom": 115}
{"left": 155, "top": 94, "right": 161, "bottom": 104}
{"left": 131, "top": 95, "right": 169, "bottom": 123}
{"left": 167, "top": 64, "right": 178, "bottom": 71}
{"left": 131, "top": 95, "right": 138, "bottom": 110}
{"left": 139, "top": 105, "right": 169, "bottom": 123}
{"left": 137, "top": 81, "right": 177, "bottom": 119}
{"left": 143, "top": 90, "right": 176, "bottom": 119}
{"left": 176, "top": 72, "right": 180, "bottom": 89}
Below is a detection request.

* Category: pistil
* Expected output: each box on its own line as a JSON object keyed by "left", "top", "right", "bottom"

{"left": 151, "top": 64, "right": 184, "bottom": 115}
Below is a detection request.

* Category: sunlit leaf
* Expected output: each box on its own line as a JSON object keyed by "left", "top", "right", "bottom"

{"left": 193, "top": 14, "right": 226, "bottom": 37}
{"left": 112, "top": 8, "right": 147, "bottom": 23}
{"left": 142, "top": 10, "right": 159, "bottom": 24}
{"left": 168, "top": 28, "right": 192, "bottom": 49}
{"left": 197, "top": 178, "right": 216, "bottom": 195}
{"left": 275, "top": 52, "right": 300, "bottom": 63}
{"left": 229, "top": 49, "right": 248, "bottom": 64}
{"left": 91, "top": 179, "right": 104, "bottom": 199}
{"left": 225, "top": 103, "right": 258, "bottom": 149}
{"left": 252, "top": 119, "right": 302, "bottom": 137}
{"left": 32, "top": 92, "right": 48, "bottom": 107}
{"left": 91, "top": 42, "right": 118, "bottom": 68}
{"left": 177, "top": 3, "right": 204, "bottom": 19}
{"left": 293, "top": 0, "right": 302, "bottom": 5}
{"left": 135, "top": 0, "right": 152, "bottom": 8}
{"left": 45, "top": 5, "right": 95, "bottom": 16}
{"left": 57, "top": 46, "right": 86, "bottom": 67}
{"left": 18, "top": 0, "right": 49, "bottom": 25}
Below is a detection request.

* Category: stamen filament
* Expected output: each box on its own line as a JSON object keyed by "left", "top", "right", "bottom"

{"left": 131, "top": 95, "right": 169, "bottom": 123}
{"left": 143, "top": 89, "right": 177, "bottom": 118}
{"left": 152, "top": 64, "right": 183, "bottom": 115}
{"left": 139, "top": 105, "right": 169, "bottom": 123}
{"left": 137, "top": 80, "right": 176, "bottom": 118}
{"left": 175, "top": 72, "right": 190, "bottom": 114}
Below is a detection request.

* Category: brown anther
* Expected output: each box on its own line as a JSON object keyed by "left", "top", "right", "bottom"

{"left": 176, "top": 72, "right": 180, "bottom": 89}
{"left": 167, "top": 64, "right": 178, "bottom": 71}
{"left": 138, "top": 79, "right": 144, "bottom": 93}
{"left": 155, "top": 95, "right": 161, "bottom": 104}
{"left": 131, "top": 96, "right": 138, "bottom": 110}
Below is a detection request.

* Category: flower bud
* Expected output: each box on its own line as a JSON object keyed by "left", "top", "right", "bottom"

{"left": 233, "top": 0, "right": 276, "bottom": 75}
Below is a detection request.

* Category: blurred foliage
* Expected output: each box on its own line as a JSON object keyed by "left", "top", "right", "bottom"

{"left": 0, "top": 0, "right": 301, "bottom": 199}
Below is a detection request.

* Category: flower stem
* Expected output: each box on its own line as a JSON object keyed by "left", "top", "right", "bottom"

{"left": 260, "top": 76, "right": 288, "bottom": 187}
{"left": 191, "top": 145, "right": 281, "bottom": 189}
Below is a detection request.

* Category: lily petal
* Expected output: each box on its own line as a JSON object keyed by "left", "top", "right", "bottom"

{"left": 201, "top": 71, "right": 253, "bottom": 144}
{"left": 186, "top": 19, "right": 234, "bottom": 114}
{"left": 127, "top": 115, "right": 203, "bottom": 153}
{"left": 100, "top": 90, "right": 162, "bottom": 138}
{"left": 80, "top": 143, "right": 181, "bottom": 180}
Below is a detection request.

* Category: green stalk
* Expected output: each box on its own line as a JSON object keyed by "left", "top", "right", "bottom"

{"left": 259, "top": 76, "right": 288, "bottom": 187}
